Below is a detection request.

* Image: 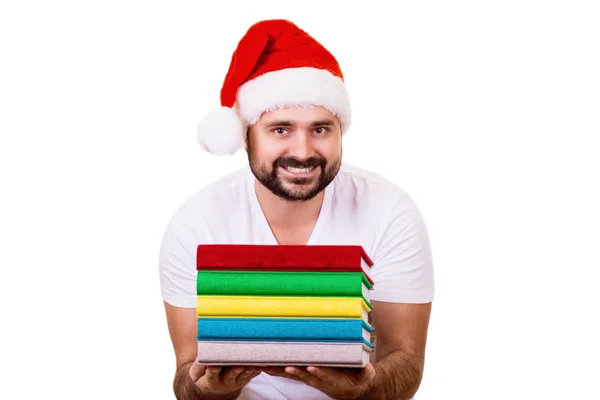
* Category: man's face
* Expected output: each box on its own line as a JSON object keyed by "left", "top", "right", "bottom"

{"left": 246, "top": 106, "right": 343, "bottom": 201}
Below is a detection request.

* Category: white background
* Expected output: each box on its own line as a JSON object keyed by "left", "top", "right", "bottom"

{"left": 1, "top": 1, "right": 598, "bottom": 399}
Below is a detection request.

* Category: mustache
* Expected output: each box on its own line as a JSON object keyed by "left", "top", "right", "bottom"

{"left": 275, "top": 157, "right": 326, "bottom": 169}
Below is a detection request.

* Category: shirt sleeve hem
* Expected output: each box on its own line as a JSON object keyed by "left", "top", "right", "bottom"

{"left": 162, "top": 293, "right": 196, "bottom": 309}
{"left": 369, "top": 289, "right": 434, "bottom": 304}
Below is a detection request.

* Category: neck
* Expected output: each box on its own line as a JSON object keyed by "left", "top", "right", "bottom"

{"left": 254, "top": 180, "right": 325, "bottom": 229}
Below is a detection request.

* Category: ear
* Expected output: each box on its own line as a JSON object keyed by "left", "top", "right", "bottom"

{"left": 244, "top": 127, "right": 250, "bottom": 152}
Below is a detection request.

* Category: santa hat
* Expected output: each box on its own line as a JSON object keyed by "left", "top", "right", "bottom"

{"left": 197, "top": 19, "right": 351, "bottom": 155}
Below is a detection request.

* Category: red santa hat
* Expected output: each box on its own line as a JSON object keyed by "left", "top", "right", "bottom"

{"left": 197, "top": 19, "right": 351, "bottom": 155}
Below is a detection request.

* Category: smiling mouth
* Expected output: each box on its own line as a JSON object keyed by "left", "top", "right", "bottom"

{"left": 282, "top": 166, "right": 316, "bottom": 174}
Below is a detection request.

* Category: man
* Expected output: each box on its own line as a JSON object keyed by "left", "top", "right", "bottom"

{"left": 159, "top": 19, "right": 434, "bottom": 400}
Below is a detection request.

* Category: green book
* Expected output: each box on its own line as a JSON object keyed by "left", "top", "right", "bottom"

{"left": 197, "top": 271, "right": 373, "bottom": 308}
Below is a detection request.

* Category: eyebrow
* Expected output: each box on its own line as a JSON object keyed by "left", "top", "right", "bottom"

{"left": 264, "top": 119, "right": 336, "bottom": 128}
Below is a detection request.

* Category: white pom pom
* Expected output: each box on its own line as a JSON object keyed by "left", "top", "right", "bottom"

{"left": 197, "top": 107, "right": 245, "bottom": 155}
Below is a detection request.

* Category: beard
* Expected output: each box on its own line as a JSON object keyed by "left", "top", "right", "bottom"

{"left": 247, "top": 140, "right": 341, "bottom": 202}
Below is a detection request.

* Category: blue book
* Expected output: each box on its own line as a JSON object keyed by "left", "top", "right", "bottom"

{"left": 197, "top": 317, "right": 374, "bottom": 348}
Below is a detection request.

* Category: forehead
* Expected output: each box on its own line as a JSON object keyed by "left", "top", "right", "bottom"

{"left": 257, "top": 106, "right": 338, "bottom": 125}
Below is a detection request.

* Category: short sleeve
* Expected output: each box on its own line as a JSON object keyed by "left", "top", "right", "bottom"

{"left": 369, "top": 194, "right": 435, "bottom": 303}
{"left": 158, "top": 206, "right": 203, "bottom": 308}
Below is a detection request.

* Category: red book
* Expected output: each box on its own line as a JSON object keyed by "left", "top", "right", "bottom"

{"left": 196, "top": 244, "right": 374, "bottom": 284}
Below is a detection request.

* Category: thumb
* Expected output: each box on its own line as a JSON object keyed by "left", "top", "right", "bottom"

{"left": 189, "top": 362, "right": 207, "bottom": 381}
{"left": 361, "top": 362, "right": 376, "bottom": 381}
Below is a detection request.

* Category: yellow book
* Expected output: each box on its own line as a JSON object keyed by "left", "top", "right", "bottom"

{"left": 197, "top": 296, "right": 371, "bottom": 321}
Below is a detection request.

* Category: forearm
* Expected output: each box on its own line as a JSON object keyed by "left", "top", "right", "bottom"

{"left": 174, "top": 362, "right": 241, "bottom": 400}
{"left": 359, "top": 351, "right": 423, "bottom": 400}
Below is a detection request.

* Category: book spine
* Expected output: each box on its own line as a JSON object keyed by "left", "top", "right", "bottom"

{"left": 197, "top": 245, "right": 369, "bottom": 269}
{"left": 197, "top": 318, "right": 367, "bottom": 340}
{"left": 196, "top": 271, "right": 364, "bottom": 297}
{"left": 196, "top": 341, "right": 367, "bottom": 365}
{"left": 196, "top": 296, "right": 365, "bottom": 318}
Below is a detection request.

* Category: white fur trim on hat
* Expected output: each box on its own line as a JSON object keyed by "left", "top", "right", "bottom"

{"left": 196, "top": 106, "right": 245, "bottom": 155}
{"left": 236, "top": 67, "right": 351, "bottom": 132}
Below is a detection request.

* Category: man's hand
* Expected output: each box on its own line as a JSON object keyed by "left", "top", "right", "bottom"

{"left": 264, "top": 363, "right": 376, "bottom": 400}
{"left": 189, "top": 363, "right": 262, "bottom": 399}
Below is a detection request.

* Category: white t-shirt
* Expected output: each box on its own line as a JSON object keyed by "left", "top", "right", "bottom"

{"left": 159, "top": 163, "right": 435, "bottom": 400}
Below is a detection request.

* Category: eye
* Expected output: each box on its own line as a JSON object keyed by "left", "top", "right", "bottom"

{"left": 314, "top": 127, "right": 328, "bottom": 135}
{"left": 273, "top": 128, "right": 288, "bottom": 135}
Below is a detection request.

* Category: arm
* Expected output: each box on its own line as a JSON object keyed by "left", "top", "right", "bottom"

{"left": 263, "top": 193, "right": 435, "bottom": 399}
{"left": 165, "top": 302, "right": 257, "bottom": 400}
{"left": 159, "top": 208, "right": 215, "bottom": 399}
{"left": 360, "top": 193, "right": 434, "bottom": 399}
{"left": 271, "top": 301, "right": 432, "bottom": 400}
{"left": 164, "top": 304, "right": 207, "bottom": 400}
{"left": 362, "top": 301, "right": 432, "bottom": 400}
{"left": 164, "top": 303, "right": 232, "bottom": 400}
{"left": 159, "top": 210, "right": 260, "bottom": 399}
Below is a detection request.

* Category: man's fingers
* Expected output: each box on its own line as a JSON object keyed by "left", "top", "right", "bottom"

{"left": 285, "top": 366, "right": 322, "bottom": 387}
{"left": 264, "top": 367, "right": 285, "bottom": 375}
{"left": 234, "top": 368, "right": 253, "bottom": 384}
{"left": 306, "top": 366, "right": 333, "bottom": 382}
{"left": 222, "top": 367, "right": 244, "bottom": 384}
{"left": 189, "top": 363, "right": 207, "bottom": 381}
{"left": 285, "top": 367, "right": 313, "bottom": 380}
{"left": 359, "top": 362, "right": 376, "bottom": 382}
{"left": 204, "top": 366, "right": 222, "bottom": 381}
{"left": 264, "top": 367, "right": 288, "bottom": 377}
{"left": 236, "top": 368, "right": 260, "bottom": 384}
{"left": 264, "top": 367, "right": 305, "bottom": 383}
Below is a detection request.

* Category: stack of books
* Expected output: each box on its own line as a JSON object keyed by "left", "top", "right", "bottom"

{"left": 195, "top": 244, "right": 375, "bottom": 367}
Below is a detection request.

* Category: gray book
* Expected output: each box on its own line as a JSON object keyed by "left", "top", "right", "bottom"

{"left": 196, "top": 340, "right": 374, "bottom": 368}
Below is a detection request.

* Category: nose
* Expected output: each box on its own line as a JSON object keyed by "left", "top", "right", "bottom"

{"left": 287, "top": 131, "right": 314, "bottom": 161}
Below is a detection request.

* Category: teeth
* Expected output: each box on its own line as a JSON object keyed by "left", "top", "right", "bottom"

{"left": 285, "top": 166, "right": 314, "bottom": 173}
